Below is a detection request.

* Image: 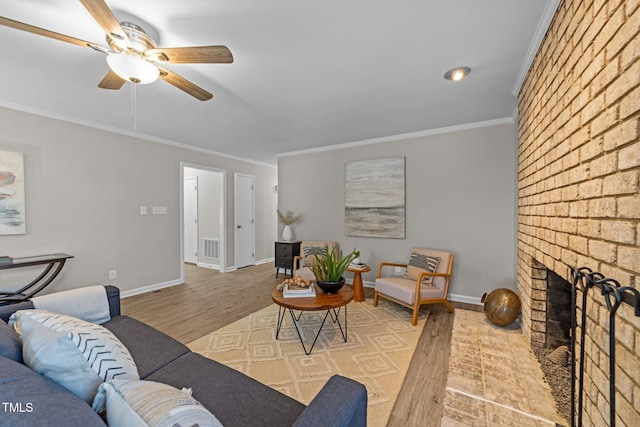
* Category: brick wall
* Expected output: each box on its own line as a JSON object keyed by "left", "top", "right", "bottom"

{"left": 517, "top": 0, "right": 639, "bottom": 425}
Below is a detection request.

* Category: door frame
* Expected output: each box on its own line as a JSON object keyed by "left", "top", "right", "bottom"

{"left": 183, "top": 176, "right": 199, "bottom": 264}
{"left": 180, "top": 163, "right": 227, "bottom": 279}
{"left": 234, "top": 173, "right": 255, "bottom": 269}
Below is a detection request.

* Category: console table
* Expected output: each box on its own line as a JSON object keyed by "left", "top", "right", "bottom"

{"left": 274, "top": 241, "right": 301, "bottom": 278}
{"left": 0, "top": 253, "right": 74, "bottom": 305}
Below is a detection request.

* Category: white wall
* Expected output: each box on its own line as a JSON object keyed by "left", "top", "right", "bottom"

{"left": 277, "top": 123, "right": 517, "bottom": 301}
{"left": 0, "top": 107, "right": 278, "bottom": 295}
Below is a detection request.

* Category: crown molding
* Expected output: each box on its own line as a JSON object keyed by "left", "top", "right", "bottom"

{"left": 0, "top": 100, "right": 277, "bottom": 169}
{"left": 276, "top": 117, "right": 515, "bottom": 159}
{"left": 511, "top": 0, "right": 561, "bottom": 97}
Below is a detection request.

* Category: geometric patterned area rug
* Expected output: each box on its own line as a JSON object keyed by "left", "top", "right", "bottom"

{"left": 188, "top": 298, "right": 428, "bottom": 427}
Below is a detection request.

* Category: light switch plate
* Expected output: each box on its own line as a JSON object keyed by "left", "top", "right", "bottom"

{"left": 140, "top": 206, "right": 147, "bottom": 215}
{"left": 152, "top": 206, "right": 168, "bottom": 215}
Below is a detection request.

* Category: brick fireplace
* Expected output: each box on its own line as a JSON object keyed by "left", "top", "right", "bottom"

{"left": 516, "top": 0, "right": 639, "bottom": 425}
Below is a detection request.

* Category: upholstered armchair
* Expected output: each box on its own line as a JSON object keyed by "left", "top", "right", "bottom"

{"left": 293, "top": 241, "right": 339, "bottom": 281}
{"left": 374, "top": 247, "right": 454, "bottom": 325}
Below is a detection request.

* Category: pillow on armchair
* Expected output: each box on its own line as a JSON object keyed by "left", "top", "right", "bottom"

{"left": 402, "top": 248, "right": 440, "bottom": 284}
{"left": 302, "top": 246, "right": 327, "bottom": 267}
{"left": 295, "top": 241, "right": 339, "bottom": 281}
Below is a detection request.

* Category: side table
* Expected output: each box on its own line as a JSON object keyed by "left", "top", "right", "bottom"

{"left": 347, "top": 265, "right": 371, "bottom": 302}
{"left": 274, "top": 241, "right": 301, "bottom": 278}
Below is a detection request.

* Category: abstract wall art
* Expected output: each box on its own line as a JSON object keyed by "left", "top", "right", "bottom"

{"left": 345, "top": 157, "right": 405, "bottom": 238}
{"left": 0, "top": 150, "right": 26, "bottom": 235}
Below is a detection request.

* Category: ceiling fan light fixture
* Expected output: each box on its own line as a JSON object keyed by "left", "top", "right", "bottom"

{"left": 444, "top": 66, "right": 471, "bottom": 81}
{"left": 106, "top": 52, "right": 159, "bottom": 84}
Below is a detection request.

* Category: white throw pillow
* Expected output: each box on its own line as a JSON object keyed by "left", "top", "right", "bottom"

{"left": 9, "top": 310, "right": 139, "bottom": 403}
{"left": 92, "top": 379, "right": 223, "bottom": 427}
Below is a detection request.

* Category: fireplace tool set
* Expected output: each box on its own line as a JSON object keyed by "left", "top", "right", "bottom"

{"left": 569, "top": 267, "right": 640, "bottom": 427}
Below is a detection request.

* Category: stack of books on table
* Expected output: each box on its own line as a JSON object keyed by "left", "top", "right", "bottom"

{"left": 349, "top": 262, "right": 367, "bottom": 269}
{"left": 283, "top": 283, "right": 316, "bottom": 298}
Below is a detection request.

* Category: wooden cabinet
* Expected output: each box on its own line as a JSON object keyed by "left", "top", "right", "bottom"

{"left": 274, "top": 241, "right": 301, "bottom": 278}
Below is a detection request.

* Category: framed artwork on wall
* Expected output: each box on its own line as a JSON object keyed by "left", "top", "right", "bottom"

{"left": 345, "top": 157, "right": 405, "bottom": 238}
{"left": 0, "top": 150, "right": 26, "bottom": 235}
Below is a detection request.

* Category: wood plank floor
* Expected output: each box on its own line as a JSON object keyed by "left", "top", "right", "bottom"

{"left": 122, "top": 263, "right": 481, "bottom": 427}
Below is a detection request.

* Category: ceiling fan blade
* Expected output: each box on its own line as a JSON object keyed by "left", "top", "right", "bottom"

{"left": 79, "top": 0, "right": 130, "bottom": 46}
{"left": 147, "top": 46, "right": 233, "bottom": 64}
{"left": 0, "top": 16, "right": 101, "bottom": 49}
{"left": 157, "top": 67, "right": 213, "bottom": 101}
{"left": 98, "top": 70, "right": 126, "bottom": 90}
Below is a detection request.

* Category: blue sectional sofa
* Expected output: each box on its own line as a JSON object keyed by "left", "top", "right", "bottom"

{"left": 0, "top": 285, "right": 367, "bottom": 426}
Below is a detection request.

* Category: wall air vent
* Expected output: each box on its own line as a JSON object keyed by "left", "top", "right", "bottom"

{"left": 203, "top": 238, "right": 219, "bottom": 259}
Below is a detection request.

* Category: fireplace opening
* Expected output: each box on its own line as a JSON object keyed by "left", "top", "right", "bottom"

{"left": 530, "top": 261, "right": 572, "bottom": 420}
{"left": 546, "top": 269, "right": 571, "bottom": 349}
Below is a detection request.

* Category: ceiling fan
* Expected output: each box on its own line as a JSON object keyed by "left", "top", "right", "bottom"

{"left": 0, "top": 0, "right": 233, "bottom": 101}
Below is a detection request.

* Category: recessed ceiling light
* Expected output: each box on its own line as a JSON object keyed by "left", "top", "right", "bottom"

{"left": 444, "top": 67, "right": 471, "bottom": 81}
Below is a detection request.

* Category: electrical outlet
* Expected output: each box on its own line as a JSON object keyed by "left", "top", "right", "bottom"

{"left": 109, "top": 270, "right": 117, "bottom": 280}
{"left": 395, "top": 266, "right": 403, "bottom": 273}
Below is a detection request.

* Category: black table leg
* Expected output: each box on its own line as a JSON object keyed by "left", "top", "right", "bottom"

{"left": 276, "top": 305, "right": 348, "bottom": 355}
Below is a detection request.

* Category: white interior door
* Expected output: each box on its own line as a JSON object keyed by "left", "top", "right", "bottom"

{"left": 235, "top": 174, "right": 255, "bottom": 268}
{"left": 183, "top": 177, "right": 198, "bottom": 264}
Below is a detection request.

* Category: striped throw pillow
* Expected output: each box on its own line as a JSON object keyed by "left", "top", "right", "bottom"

{"left": 93, "top": 379, "right": 222, "bottom": 427}
{"left": 302, "top": 246, "right": 327, "bottom": 267}
{"left": 403, "top": 252, "right": 440, "bottom": 284}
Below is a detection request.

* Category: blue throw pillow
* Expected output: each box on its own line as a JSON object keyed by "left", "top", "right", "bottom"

{"left": 0, "top": 320, "right": 22, "bottom": 363}
{"left": 10, "top": 310, "right": 139, "bottom": 403}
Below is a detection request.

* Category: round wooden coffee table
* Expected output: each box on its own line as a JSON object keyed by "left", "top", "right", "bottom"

{"left": 271, "top": 287, "right": 353, "bottom": 355}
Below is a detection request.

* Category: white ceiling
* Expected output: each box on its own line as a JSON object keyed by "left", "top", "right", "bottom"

{"left": 0, "top": 1, "right": 555, "bottom": 165}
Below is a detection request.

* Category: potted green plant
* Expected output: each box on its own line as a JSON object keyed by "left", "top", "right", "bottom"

{"left": 277, "top": 209, "right": 303, "bottom": 241}
{"left": 311, "top": 244, "right": 360, "bottom": 294}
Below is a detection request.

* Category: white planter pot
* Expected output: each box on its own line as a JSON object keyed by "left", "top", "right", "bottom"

{"left": 282, "top": 225, "right": 293, "bottom": 241}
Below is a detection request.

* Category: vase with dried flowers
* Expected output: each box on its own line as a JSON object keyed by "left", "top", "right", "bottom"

{"left": 277, "top": 209, "right": 303, "bottom": 241}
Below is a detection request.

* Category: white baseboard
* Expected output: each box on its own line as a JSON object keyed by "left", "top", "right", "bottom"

{"left": 448, "top": 293, "right": 483, "bottom": 306}
{"left": 227, "top": 257, "right": 272, "bottom": 273}
{"left": 197, "top": 262, "right": 219, "bottom": 270}
{"left": 275, "top": 267, "right": 294, "bottom": 276}
{"left": 120, "top": 279, "right": 183, "bottom": 298}
{"left": 120, "top": 266, "right": 482, "bottom": 306}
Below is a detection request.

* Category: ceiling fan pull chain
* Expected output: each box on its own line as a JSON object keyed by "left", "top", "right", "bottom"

{"left": 130, "top": 82, "right": 137, "bottom": 130}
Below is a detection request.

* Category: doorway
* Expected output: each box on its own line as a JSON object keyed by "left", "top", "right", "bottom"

{"left": 234, "top": 173, "right": 255, "bottom": 268}
{"left": 181, "top": 164, "right": 226, "bottom": 273}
